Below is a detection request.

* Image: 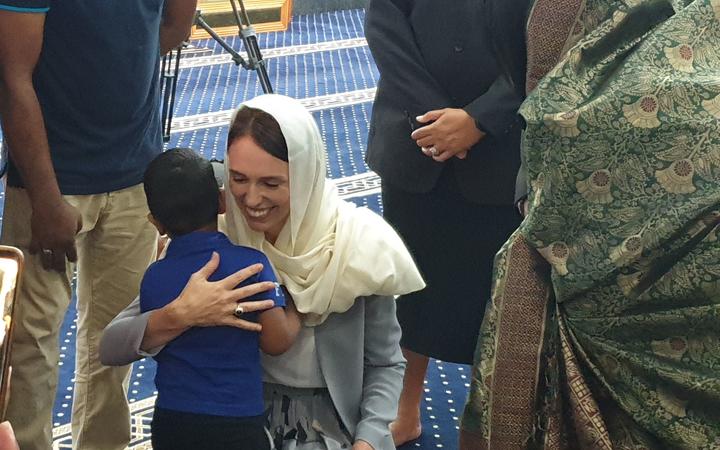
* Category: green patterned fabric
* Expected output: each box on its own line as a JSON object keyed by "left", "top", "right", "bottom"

{"left": 462, "top": 0, "right": 720, "bottom": 448}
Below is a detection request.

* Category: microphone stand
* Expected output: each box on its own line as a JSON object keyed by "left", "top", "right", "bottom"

{"left": 161, "top": 0, "right": 274, "bottom": 142}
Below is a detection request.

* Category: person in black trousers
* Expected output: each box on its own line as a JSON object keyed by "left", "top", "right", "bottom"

{"left": 364, "top": 0, "right": 525, "bottom": 445}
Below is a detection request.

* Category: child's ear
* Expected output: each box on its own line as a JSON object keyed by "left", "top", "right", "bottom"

{"left": 147, "top": 213, "right": 167, "bottom": 236}
{"left": 218, "top": 189, "right": 227, "bottom": 215}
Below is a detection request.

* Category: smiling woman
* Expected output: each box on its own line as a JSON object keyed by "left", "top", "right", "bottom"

{"left": 226, "top": 106, "right": 292, "bottom": 243}
{"left": 223, "top": 95, "right": 425, "bottom": 449}
{"left": 227, "top": 137, "right": 290, "bottom": 243}
{"left": 101, "top": 94, "right": 426, "bottom": 450}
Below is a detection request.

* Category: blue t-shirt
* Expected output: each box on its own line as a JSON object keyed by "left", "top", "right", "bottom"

{"left": 140, "top": 231, "right": 286, "bottom": 418}
{"left": 0, "top": 0, "right": 163, "bottom": 194}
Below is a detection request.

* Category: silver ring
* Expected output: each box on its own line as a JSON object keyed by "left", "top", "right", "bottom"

{"left": 429, "top": 146, "right": 439, "bottom": 157}
{"left": 41, "top": 249, "right": 53, "bottom": 256}
{"left": 233, "top": 304, "right": 244, "bottom": 318}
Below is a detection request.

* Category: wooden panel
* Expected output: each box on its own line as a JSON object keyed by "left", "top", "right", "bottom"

{"left": 192, "top": 0, "right": 293, "bottom": 39}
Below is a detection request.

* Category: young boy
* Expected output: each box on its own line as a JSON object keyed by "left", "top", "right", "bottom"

{"left": 140, "top": 148, "right": 300, "bottom": 450}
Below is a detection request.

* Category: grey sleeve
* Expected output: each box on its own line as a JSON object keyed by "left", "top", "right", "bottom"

{"left": 99, "top": 296, "right": 163, "bottom": 366}
{"left": 354, "top": 295, "right": 406, "bottom": 449}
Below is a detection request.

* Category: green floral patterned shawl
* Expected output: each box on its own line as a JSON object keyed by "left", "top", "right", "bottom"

{"left": 461, "top": 0, "right": 720, "bottom": 448}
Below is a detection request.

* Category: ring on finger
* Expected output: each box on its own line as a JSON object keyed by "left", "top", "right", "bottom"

{"left": 233, "top": 303, "right": 244, "bottom": 318}
{"left": 429, "top": 146, "right": 439, "bottom": 157}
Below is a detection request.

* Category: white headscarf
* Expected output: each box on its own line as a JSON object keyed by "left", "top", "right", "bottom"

{"left": 224, "top": 94, "right": 425, "bottom": 326}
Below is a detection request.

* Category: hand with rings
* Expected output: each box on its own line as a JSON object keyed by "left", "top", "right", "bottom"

{"left": 423, "top": 146, "right": 440, "bottom": 158}
{"left": 137, "top": 254, "right": 279, "bottom": 352}
{"left": 29, "top": 197, "right": 82, "bottom": 272}
{"left": 39, "top": 248, "right": 59, "bottom": 272}
{"left": 167, "top": 252, "right": 276, "bottom": 332}
{"left": 412, "top": 108, "right": 485, "bottom": 162}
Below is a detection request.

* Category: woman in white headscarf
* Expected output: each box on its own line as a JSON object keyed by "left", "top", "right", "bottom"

{"left": 100, "top": 94, "right": 425, "bottom": 450}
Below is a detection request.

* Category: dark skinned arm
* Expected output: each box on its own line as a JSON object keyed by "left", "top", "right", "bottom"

{"left": 160, "top": 0, "right": 198, "bottom": 54}
{"left": 258, "top": 294, "right": 301, "bottom": 356}
{"left": 0, "top": 10, "right": 81, "bottom": 272}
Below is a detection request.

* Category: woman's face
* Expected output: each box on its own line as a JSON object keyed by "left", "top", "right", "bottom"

{"left": 227, "top": 135, "right": 290, "bottom": 243}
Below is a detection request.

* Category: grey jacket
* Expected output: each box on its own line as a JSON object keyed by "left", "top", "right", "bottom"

{"left": 100, "top": 295, "right": 405, "bottom": 450}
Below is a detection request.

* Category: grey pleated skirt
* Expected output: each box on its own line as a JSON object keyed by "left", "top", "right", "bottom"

{"left": 264, "top": 384, "right": 353, "bottom": 450}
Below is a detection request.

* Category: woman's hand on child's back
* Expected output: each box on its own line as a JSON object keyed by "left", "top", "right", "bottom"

{"left": 167, "top": 252, "right": 276, "bottom": 331}
{"left": 141, "top": 252, "right": 277, "bottom": 351}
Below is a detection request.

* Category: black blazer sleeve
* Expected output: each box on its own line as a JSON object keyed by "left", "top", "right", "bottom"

{"left": 364, "top": 0, "right": 452, "bottom": 111}
{"left": 463, "top": 75, "right": 523, "bottom": 139}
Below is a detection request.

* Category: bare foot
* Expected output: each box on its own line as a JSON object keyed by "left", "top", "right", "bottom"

{"left": 390, "top": 420, "right": 422, "bottom": 447}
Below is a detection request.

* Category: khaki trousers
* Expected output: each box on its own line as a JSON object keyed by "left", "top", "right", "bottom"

{"left": 2, "top": 184, "right": 157, "bottom": 450}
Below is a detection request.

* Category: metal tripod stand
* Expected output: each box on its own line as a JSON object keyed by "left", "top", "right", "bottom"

{"left": 160, "top": 0, "right": 274, "bottom": 142}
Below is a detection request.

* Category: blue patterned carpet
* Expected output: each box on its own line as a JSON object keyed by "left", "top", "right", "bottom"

{"left": 2, "top": 9, "right": 470, "bottom": 449}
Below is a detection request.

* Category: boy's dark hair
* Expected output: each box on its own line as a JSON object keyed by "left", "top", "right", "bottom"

{"left": 143, "top": 148, "right": 220, "bottom": 236}
{"left": 228, "top": 106, "right": 289, "bottom": 161}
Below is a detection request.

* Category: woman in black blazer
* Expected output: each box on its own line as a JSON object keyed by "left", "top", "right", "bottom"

{"left": 364, "top": 0, "right": 526, "bottom": 445}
